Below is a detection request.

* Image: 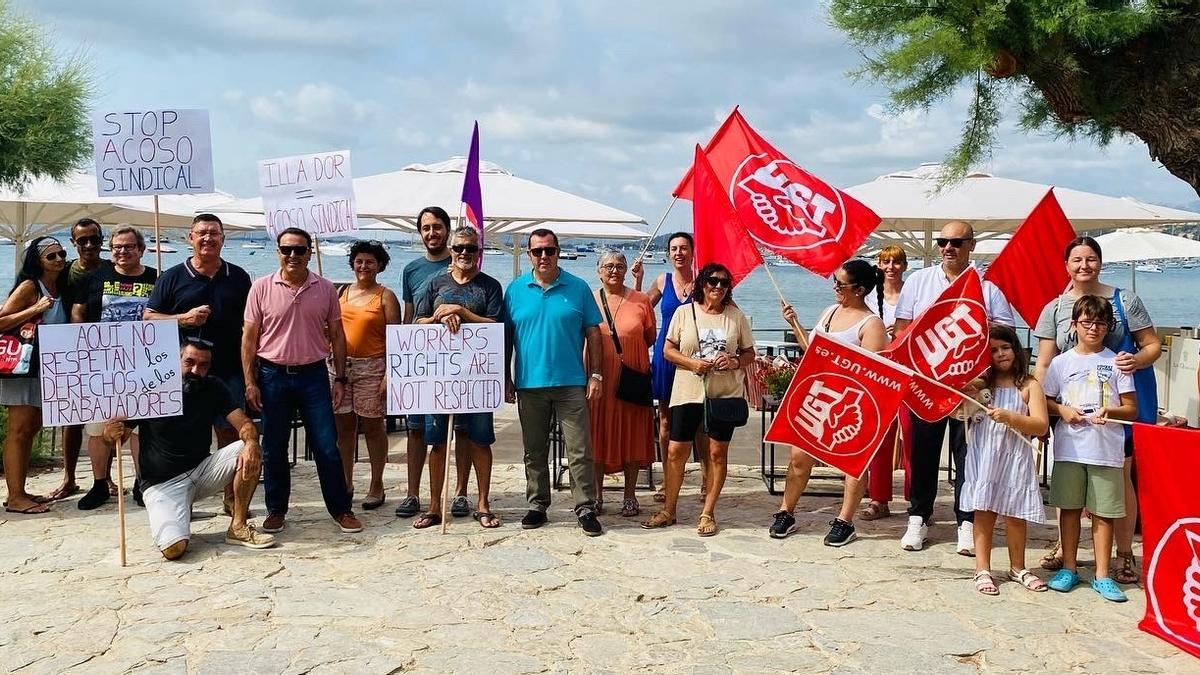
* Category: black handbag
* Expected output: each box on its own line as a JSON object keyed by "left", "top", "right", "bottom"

{"left": 600, "top": 289, "right": 653, "bottom": 407}
{"left": 690, "top": 303, "right": 749, "bottom": 430}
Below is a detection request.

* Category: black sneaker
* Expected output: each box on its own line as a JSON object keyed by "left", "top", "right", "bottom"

{"left": 823, "top": 518, "right": 857, "bottom": 547}
{"left": 577, "top": 511, "right": 603, "bottom": 537}
{"left": 769, "top": 510, "right": 799, "bottom": 539}
{"left": 132, "top": 479, "right": 144, "bottom": 507}
{"left": 78, "top": 482, "right": 110, "bottom": 511}
{"left": 520, "top": 509, "right": 548, "bottom": 529}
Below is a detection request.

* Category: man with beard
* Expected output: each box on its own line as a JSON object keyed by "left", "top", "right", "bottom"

{"left": 102, "top": 340, "right": 276, "bottom": 560}
{"left": 145, "top": 214, "right": 253, "bottom": 516}
{"left": 892, "top": 220, "right": 1015, "bottom": 555}
{"left": 394, "top": 206, "right": 474, "bottom": 520}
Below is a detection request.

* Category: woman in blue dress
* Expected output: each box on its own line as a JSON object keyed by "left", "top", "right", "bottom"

{"left": 633, "top": 232, "right": 706, "bottom": 501}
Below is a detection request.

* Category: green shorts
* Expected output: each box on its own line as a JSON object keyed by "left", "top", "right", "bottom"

{"left": 1049, "top": 461, "right": 1126, "bottom": 519}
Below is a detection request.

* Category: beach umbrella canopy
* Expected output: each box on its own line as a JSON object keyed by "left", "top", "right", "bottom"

{"left": 1092, "top": 227, "right": 1200, "bottom": 263}
{"left": 846, "top": 163, "right": 1200, "bottom": 263}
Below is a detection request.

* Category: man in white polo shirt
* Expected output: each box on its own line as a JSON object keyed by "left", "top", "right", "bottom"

{"left": 892, "top": 220, "right": 1015, "bottom": 555}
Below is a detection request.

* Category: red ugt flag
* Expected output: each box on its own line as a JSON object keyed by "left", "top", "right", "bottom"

{"left": 765, "top": 333, "right": 913, "bottom": 479}
{"left": 461, "top": 121, "right": 485, "bottom": 265}
{"left": 1135, "top": 423, "right": 1200, "bottom": 660}
{"left": 984, "top": 188, "right": 1076, "bottom": 326}
{"left": 882, "top": 268, "right": 990, "bottom": 422}
{"left": 691, "top": 145, "right": 763, "bottom": 287}
{"left": 674, "top": 108, "right": 880, "bottom": 277}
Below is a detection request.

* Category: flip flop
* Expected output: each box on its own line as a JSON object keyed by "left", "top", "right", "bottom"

{"left": 46, "top": 484, "right": 80, "bottom": 501}
{"left": 413, "top": 512, "right": 442, "bottom": 529}
{"left": 473, "top": 511, "right": 501, "bottom": 528}
{"left": 361, "top": 494, "right": 386, "bottom": 511}
{"left": 5, "top": 502, "right": 51, "bottom": 514}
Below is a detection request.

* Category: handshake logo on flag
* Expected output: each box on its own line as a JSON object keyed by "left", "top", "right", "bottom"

{"left": 792, "top": 374, "right": 869, "bottom": 453}
{"left": 731, "top": 154, "right": 845, "bottom": 251}
{"left": 910, "top": 300, "right": 988, "bottom": 380}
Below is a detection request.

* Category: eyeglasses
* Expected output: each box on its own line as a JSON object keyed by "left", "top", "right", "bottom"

{"left": 191, "top": 229, "right": 223, "bottom": 238}
{"left": 935, "top": 237, "right": 973, "bottom": 248}
{"left": 832, "top": 280, "right": 856, "bottom": 290}
{"left": 43, "top": 250, "right": 67, "bottom": 261}
{"left": 111, "top": 244, "right": 139, "bottom": 252}
{"left": 451, "top": 244, "right": 480, "bottom": 254}
{"left": 704, "top": 276, "right": 731, "bottom": 288}
{"left": 601, "top": 263, "right": 627, "bottom": 272}
{"left": 279, "top": 245, "right": 310, "bottom": 256}
{"left": 529, "top": 247, "right": 559, "bottom": 258}
{"left": 1074, "top": 320, "right": 1108, "bottom": 331}
{"left": 74, "top": 235, "right": 102, "bottom": 248}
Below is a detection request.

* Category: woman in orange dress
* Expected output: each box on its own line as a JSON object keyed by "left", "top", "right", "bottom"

{"left": 589, "top": 249, "right": 657, "bottom": 517}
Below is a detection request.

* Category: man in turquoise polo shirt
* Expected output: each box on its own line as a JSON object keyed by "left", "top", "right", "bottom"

{"left": 504, "top": 228, "right": 604, "bottom": 536}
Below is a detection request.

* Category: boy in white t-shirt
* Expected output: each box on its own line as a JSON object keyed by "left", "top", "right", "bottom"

{"left": 1042, "top": 295, "right": 1137, "bottom": 602}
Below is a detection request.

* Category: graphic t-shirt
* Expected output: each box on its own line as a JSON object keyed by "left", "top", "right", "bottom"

{"left": 81, "top": 265, "right": 158, "bottom": 323}
{"left": 1042, "top": 347, "right": 1135, "bottom": 468}
{"left": 666, "top": 304, "right": 755, "bottom": 407}
{"left": 415, "top": 270, "right": 504, "bottom": 322}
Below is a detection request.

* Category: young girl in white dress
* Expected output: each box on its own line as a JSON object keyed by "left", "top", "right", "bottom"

{"left": 959, "top": 325, "right": 1050, "bottom": 596}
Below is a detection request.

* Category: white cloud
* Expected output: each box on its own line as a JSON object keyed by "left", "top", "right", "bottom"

{"left": 247, "top": 83, "right": 377, "bottom": 133}
{"left": 477, "top": 105, "right": 614, "bottom": 142}
{"left": 621, "top": 184, "right": 655, "bottom": 204}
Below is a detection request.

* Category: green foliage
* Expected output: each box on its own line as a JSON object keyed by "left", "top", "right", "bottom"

{"left": 0, "top": 0, "right": 91, "bottom": 191}
{"left": 829, "top": 0, "right": 1172, "bottom": 183}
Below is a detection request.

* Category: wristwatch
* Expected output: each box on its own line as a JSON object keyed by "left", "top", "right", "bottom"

{"left": 334, "top": 376, "right": 349, "bottom": 385}
{"left": 590, "top": 373, "right": 603, "bottom": 382}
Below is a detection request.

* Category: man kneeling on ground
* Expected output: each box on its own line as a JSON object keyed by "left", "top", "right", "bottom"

{"left": 103, "top": 338, "right": 276, "bottom": 560}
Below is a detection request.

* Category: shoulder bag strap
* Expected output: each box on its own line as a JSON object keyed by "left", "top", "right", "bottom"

{"left": 599, "top": 289, "right": 624, "bottom": 357}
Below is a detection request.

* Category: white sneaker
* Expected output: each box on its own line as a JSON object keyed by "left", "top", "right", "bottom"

{"left": 957, "top": 521, "right": 975, "bottom": 557}
{"left": 901, "top": 516, "right": 927, "bottom": 551}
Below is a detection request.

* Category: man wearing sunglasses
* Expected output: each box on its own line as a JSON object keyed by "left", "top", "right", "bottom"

{"left": 145, "top": 214, "right": 253, "bottom": 517}
{"left": 45, "top": 218, "right": 111, "bottom": 502}
{"left": 242, "top": 227, "right": 361, "bottom": 535}
{"left": 503, "top": 228, "right": 605, "bottom": 536}
{"left": 892, "top": 220, "right": 1015, "bottom": 555}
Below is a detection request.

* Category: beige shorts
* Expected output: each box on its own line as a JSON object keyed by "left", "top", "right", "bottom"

{"left": 330, "top": 356, "right": 386, "bottom": 418}
{"left": 84, "top": 421, "right": 139, "bottom": 437}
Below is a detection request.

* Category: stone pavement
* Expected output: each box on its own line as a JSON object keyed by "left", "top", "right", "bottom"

{"left": 1, "top": 450, "right": 1193, "bottom": 674}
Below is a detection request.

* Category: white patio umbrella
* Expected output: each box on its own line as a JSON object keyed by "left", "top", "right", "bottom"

{"left": 207, "top": 157, "right": 649, "bottom": 274}
{"left": 847, "top": 163, "right": 1200, "bottom": 264}
{"left": 1093, "top": 227, "right": 1200, "bottom": 291}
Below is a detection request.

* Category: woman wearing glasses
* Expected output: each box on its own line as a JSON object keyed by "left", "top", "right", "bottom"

{"left": 334, "top": 240, "right": 401, "bottom": 511}
{"left": 1, "top": 237, "right": 70, "bottom": 514}
{"left": 771, "top": 259, "right": 887, "bottom": 546}
{"left": 1033, "top": 236, "right": 1161, "bottom": 585}
{"left": 642, "top": 263, "right": 755, "bottom": 536}
{"left": 589, "top": 250, "right": 656, "bottom": 517}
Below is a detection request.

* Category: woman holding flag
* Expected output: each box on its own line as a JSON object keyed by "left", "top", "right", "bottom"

{"left": 770, "top": 259, "right": 887, "bottom": 546}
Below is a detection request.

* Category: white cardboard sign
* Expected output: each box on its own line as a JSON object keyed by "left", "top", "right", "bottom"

{"left": 386, "top": 323, "right": 505, "bottom": 415}
{"left": 259, "top": 150, "right": 358, "bottom": 239}
{"left": 38, "top": 320, "right": 183, "bottom": 427}
{"left": 93, "top": 109, "right": 214, "bottom": 196}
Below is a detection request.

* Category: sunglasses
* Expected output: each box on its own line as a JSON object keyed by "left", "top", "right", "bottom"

{"left": 279, "top": 245, "right": 310, "bottom": 256}
{"left": 43, "top": 250, "right": 67, "bottom": 261}
{"left": 74, "top": 234, "right": 102, "bottom": 248}
{"left": 704, "top": 276, "right": 731, "bottom": 288}
{"left": 936, "top": 237, "right": 972, "bottom": 248}
{"left": 832, "top": 280, "right": 856, "bottom": 290}
{"left": 529, "top": 247, "right": 559, "bottom": 258}
{"left": 451, "top": 244, "right": 480, "bottom": 254}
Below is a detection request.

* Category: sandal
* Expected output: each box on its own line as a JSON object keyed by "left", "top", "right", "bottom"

{"left": 46, "top": 483, "right": 80, "bottom": 502}
{"left": 473, "top": 511, "right": 501, "bottom": 529}
{"left": 697, "top": 513, "right": 718, "bottom": 537}
{"left": 859, "top": 501, "right": 891, "bottom": 521}
{"left": 1114, "top": 550, "right": 1140, "bottom": 585}
{"left": 619, "top": 498, "right": 640, "bottom": 517}
{"left": 361, "top": 494, "right": 386, "bottom": 511}
{"left": 413, "top": 512, "right": 442, "bottom": 529}
{"left": 640, "top": 510, "right": 676, "bottom": 529}
{"left": 1040, "top": 541, "right": 1064, "bottom": 571}
{"left": 974, "top": 570, "right": 999, "bottom": 596}
{"left": 1009, "top": 568, "right": 1047, "bottom": 592}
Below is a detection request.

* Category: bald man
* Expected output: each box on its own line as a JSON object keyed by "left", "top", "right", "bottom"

{"left": 892, "top": 220, "right": 1015, "bottom": 555}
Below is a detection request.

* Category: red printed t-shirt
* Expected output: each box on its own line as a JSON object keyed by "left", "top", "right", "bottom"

{"left": 244, "top": 270, "right": 341, "bottom": 365}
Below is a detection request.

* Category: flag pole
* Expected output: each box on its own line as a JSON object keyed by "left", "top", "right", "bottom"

{"left": 441, "top": 414, "right": 455, "bottom": 535}
{"left": 115, "top": 434, "right": 128, "bottom": 567}
{"left": 153, "top": 195, "right": 162, "bottom": 272}
{"left": 635, "top": 196, "right": 679, "bottom": 262}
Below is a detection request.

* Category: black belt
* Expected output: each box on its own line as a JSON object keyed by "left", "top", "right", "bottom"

{"left": 259, "top": 358, "right": 325, "bottom": 375}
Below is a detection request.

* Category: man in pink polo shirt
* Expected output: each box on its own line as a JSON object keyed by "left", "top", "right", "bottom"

{"left": 241, "top": 227, "right": 362, "bottom": 534}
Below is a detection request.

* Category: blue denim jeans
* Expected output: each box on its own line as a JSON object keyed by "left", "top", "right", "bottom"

{"left": 259, "top": 363, "right": 351, "bottom": 517}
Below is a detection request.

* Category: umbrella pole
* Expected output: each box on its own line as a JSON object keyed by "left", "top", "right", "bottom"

{"left": 314, "top": 235, "right": 324, "bottom": 276}
{"left": 1131, "top": 264, "right": 1136, "bottom": 293}
{"left": 635, "top": 196, "right": 679, "bottom": 262}
{"left": 153, "top": 195, "right": 162, "bottom": 272}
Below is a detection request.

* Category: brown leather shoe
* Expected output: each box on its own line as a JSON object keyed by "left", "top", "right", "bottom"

{"left": 262, "top": 513, "right": 285, "bottom": 533}
{"left": 335, "top": 512, "right": 363, "bottom": 533}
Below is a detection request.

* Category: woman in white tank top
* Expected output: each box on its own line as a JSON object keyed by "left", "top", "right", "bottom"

{"left": 770, "top": 260, "right": 887, "bottom": 547}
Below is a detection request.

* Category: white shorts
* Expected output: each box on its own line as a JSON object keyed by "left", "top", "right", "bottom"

{"left": 142, "top": 441, "right": 243, "bottom": 550}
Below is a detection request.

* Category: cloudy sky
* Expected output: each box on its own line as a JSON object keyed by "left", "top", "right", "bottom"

{"left": 19, "top": 0, "right": 1199, "bottom": 232}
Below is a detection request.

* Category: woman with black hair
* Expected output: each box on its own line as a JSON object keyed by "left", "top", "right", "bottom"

{"left": 770, "top": 259, "right": 887, "bottom": 546}
{"left": 1, "top": 237, "right": 70, "bottom": 514}
{"left": 641, "top": 262, "right": 755, "bottom": 536}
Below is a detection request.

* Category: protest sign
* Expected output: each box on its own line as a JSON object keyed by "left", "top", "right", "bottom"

{"left": 385, "top": 323, "right": 505, "bottom": 416}
{"left": 38, "top": 320, "right": 182, "bottom": 427}
{"left": 94, "top": 109, "right": 214, "bottom": 196}
{"left": 259, "top": 150, "right": 358, "bottom": 239}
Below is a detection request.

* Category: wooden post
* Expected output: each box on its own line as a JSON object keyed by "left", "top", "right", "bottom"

{"left": 153, "top": 195, "right": 162, "bottom": 272}
{"left": 115, "top": 435, "right": 128, "bottom": 567}
{"left": 441, "top": 414, "right": 455, "bottom": 534}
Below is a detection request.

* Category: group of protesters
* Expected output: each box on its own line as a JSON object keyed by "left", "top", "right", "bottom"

{"left": 0, "top": 213, "right": 1168, "bottom": 604}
